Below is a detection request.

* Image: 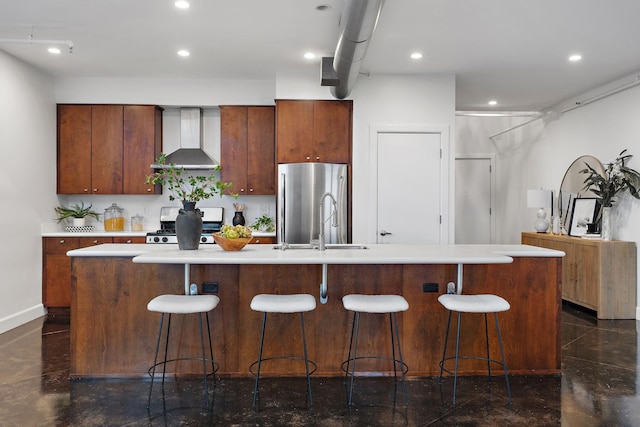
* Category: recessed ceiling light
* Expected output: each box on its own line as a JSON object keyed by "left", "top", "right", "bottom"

{"left": 177, "top": 49, "right": 190, "bottom": 57}
{"left": 304, "top": 52, "right": 316, "bottom": 60}
{"left": 569, "top": 54, "right": 582, "bottom": 62}
{"left": 48, "top": 47, "right": 61, "bottom": 54}
{"left": 175, "top": 1, "right": 190, "bottom": 9}
{"left": 410, "top": 52, "right": 422, "bottom": 60}
{"left": 488, "top": 100, "right": 497, "bottom": 106}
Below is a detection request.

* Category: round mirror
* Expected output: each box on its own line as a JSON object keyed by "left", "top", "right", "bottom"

{"left": 559, "top": 155, "right": 605, "bottom": 231}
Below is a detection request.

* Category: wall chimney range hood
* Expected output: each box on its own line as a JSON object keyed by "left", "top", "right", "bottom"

{"left": 151, "top": 107, "right": 219, "bottom": 170}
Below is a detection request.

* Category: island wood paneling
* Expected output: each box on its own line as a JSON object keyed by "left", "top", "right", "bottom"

{"left": 70, "top": 256, "right": 561, "bottom": 378}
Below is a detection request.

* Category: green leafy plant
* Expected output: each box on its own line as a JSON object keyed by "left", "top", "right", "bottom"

{"left": 581, "top": 149, "right": 640, "bottom": 208}
{"left": 146, "top": 153, "right": 237, "bottom": 203}
{"left": 251, "top": 214, "right": 275, "bottom": 232}
{"left": 54, "top": 202, "right": 101, "bottom": 223}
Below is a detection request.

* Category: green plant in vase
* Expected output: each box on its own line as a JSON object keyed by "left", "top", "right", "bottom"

{"left": 146, "top": 154, "right": 237, "bottom": 249}
{"left": 55, "top": 202, "right": 101, "bottom": 227}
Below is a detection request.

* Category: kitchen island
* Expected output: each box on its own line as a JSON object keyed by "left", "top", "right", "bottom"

{"left": 67, "top": 243, "right": 563, "bottom": 379}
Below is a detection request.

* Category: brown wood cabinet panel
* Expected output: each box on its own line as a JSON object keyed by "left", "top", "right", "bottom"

{"left": 220, "top": 106, "right": 275, "bottom": 195}
{"left": 91, "top": 105, "right": 123, "bottom": 194}
{"left": 246, "top": 106, "right": 275, "bottom": 194}
{"left": 250, "top": 236, "right": 276, "bottom": 244}
{"left": 43, "top": 236, "right": 114, "bottom": 308}
{"left": 275, "top": 100, "right": 315, "bottom": 163}
{"left": 276, "top": 100, "right": 352, "bottom": 164}
{"left": 313, "top": 100, "right": 352, "bottom": 163}
{"left": 112, "top": 236, "right": 146, "bottom": 244}
{"left": 522, "top": 232, "right": 636, "bottom": 318}
{"left": 220, "top": 106, "right": 249, "bottom": 194}
{"left": 57, "top": 105, "right": 92, "bottom": 194}
{"left": 123, "top": 105, "right": 163, "bottom": 194}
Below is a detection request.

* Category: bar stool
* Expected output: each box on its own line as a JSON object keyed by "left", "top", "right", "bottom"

{"left": 146, "top": 294, "right": 220, "bottom": 408}
{"left": 438, "top": 293, "right": 512, "bottom": 406}
{"left": 342, "top": 294, "right": 409, "bottom": 406}
{"left": 250, "top": 293, "right": 317, "bottom": 409}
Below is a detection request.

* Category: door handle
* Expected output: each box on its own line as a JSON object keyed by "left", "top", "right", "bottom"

{"left": 380, "top": 230, "right": 392, "bottom": 236}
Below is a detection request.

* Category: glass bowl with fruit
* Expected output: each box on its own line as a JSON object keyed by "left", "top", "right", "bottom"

{"left": 213, "top": 224, "right": 253, "bottom": 251}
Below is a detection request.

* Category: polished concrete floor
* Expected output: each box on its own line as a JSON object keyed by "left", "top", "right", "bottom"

{"left": 0, "top": 303, "right": 638, "bottom": 426}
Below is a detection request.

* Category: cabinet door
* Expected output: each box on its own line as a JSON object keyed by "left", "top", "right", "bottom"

{"left": 57, "top": 105, "right": 92, "bottom": 194}
{"left": 276, "top": 100, "right": 314, "bottom": 163}
{"left": 123, "top": 105, "right": 162, "bottom": 194}
{"left": 220, "top": 106, "right": 249, "bottom": 194}
{"left": 43, "top": 237, "right": 80, "bottom": 307}
{"left": 91, "top": 105, "right": 123, "bottom": 194}
{"left": 112, "top": 236, "right": 146, "bottom": 244}
{"left": 574, "top": 244, "right": 599, "bottom": 309}
{"left": 313, "top": 100, "right": 352, "bottom": 163}
{"left": 247, "top": 106, "right": 275, "bottom": 195}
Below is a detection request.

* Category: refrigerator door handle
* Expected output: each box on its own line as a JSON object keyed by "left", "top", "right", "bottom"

{"left": 278, "top": 172, "right": 286, "bottom": 245}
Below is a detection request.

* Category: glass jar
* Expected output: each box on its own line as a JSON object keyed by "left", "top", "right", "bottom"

{"left": 104, "top": 203, "right": 124, "bottom": 231}
{"left": 131, "top": 214, "right": 144, "bottom": 231}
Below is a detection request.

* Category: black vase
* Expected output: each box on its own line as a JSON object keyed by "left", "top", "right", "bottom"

{"left": 176, "top": 201, "right": 203, "bottom": 250}
{"left": 232, "top": 211, "right": 245, "bottom": 226}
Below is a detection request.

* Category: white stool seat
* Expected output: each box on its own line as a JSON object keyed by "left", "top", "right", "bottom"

{"left": 250, "top": 294, "right": 316, "bottom": 313}
{"left": 148, "top": 294, "right": 220, "bottom": 314}
{"left": 438, "top": 294, "right": 510, "bottom": 313}
{"left": 343, "top": 294, "right": 409, "bottom": 313}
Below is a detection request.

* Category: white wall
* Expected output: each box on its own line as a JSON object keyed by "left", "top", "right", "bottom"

{"left": 457, "top": 83, "right": 640, "bottom": 317}
{"left": 0, "top": 51, "right": 56, "bottom": 333}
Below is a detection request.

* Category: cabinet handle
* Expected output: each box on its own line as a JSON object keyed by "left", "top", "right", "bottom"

{"left": 315, "top": 156, "right": 320, "bottom": 160}
{"left": 59, "top": 239, "right": 65, "bottom": 244}
{"left": 240, "top": 188, "right": 245, "bottom": 192}
{"left": 93, "top": 240, "right": 99, "bottom": 244}
{"left": 126, "top": 239, "right": 132, "bottom": 244}
{"left": 83, "top": 189, "right": 88, "bottom": 193}
{"left": 93, "top": 188, "right": 98, "bottom": 192}
{"left": 147, "top": 188, "right": 152, "bottom": 192}
{"left": 306, "top": 156, "right": 311, "bottom": 160}
{"left": 254, "top": 239, "right": 260, "bottom": 243}
{"left": 249, "top": 188, "right": 254, "bottom": 192}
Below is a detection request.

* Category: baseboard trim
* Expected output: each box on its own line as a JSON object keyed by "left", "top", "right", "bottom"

{"left": 0, "top": 304, "right": 47, "bottom": 334}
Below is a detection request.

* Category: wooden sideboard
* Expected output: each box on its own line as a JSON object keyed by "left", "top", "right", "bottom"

{"left": 522, "top": 232, "right": 636, "bottom": 319}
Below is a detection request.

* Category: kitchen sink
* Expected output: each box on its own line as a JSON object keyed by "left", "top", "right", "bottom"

{"left": 273, "top": 243, "right": 369, "bottom": 250}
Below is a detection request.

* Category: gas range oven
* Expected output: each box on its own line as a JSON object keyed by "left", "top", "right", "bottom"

{"left": 146, "top": 206, "right": 224, "bottom": 244}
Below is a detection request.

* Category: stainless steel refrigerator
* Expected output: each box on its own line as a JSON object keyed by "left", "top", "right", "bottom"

{"left": 277, "top": 163, "right": 348, "bottom": 245}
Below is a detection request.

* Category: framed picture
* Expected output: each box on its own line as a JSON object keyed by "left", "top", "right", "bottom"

{"left": 569, "top": 198, "right": 600, "bottom": 237}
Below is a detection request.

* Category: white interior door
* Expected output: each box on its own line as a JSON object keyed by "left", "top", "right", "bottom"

{"left": 455, "top": 155, "right": 495, "bottom": 244}
{"left": 374, "top": 129, "right": 446, "bottom": 244}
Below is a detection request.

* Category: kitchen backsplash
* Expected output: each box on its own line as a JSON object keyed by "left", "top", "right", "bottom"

{"left": 47, "top": 194, "right": 276, "bottom": 232}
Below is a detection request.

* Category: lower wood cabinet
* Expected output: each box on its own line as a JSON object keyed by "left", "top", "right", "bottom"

{"left": 249, "top": 236, "right": 275, "bottom": 244}
{"left": 522, "top": 232, "right": 636, "bottom": 319}
{"left": 42, "top": 236, "right": 144, "bottom": 308}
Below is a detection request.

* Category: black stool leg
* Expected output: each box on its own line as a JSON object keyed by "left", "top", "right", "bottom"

{"left": 452, "top": 312, "right": 462, "bottom": 406}
{"left": 198, "top": 313, "right": 210, "bottom": 407}
{"left": 484, "top": 313, "right": 492, "bottom": 381}
{"left": 494, "top": 313, "right": 513, "bottom": 406}
{"left": 300, "top": 313, "right": 313, "bottom": 407}
{"left": 253, "top": 312, "right": 267, "bottom": 409}
{"left": 439, "top": 311, "right": 453, "bottom": 381}
{"left": 205, "top": 312, "right": 216, "bottom": 385}
{"left": 391, "top": 312, "right": 409, "bottom": 406}
{"left": 347, "top": 312, "right": 361, "bottom": 406}
{"left": 147, "top": 312, "right": 165, "bottom": 409}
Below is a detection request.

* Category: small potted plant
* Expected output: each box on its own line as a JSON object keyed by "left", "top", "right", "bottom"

{"left": 54, "top": 202, "right": 101, "bottom": 227}
{"left": 251, "top": 214, "right": 275, "bottom": 232}
{"left": 146, "top": 154, "right": 237, "bottom": 249}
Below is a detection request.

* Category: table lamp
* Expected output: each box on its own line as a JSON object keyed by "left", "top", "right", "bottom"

{"left": 527, "top": 189, "right": 553, "bottom": 233}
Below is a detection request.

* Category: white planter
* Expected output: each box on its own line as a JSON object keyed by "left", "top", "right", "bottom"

{"left": 72, "top": 217, "right": 86, "bottom": 227}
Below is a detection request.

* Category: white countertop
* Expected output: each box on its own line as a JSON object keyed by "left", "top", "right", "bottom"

{"left": 66, "top": 243, "right": 564, "bottom": 265}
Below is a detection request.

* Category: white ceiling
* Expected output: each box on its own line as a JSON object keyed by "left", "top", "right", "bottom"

{"left": 2, "top": 0, "right": 640, "bottom": 111}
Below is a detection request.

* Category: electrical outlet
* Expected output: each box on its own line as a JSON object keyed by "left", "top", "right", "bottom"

{"left": 447, "top": 282, "right": 456, "bottom": 294}
{"left": 202, "top": 282, "right": 219, "bottom": 293}
{"left": 422, "top": 283, "right": 439, "bottom": 293}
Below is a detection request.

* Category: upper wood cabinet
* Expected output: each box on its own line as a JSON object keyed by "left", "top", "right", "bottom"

{"left": 220, "top": 105, "right": 275, "bottom": 195}
{"left": 57, "top": 104, "right": 162, "bottom": 195}
{"left": 123, "top": 105, "right": 163, "bottom": 194}
{"left": 275, "top": 100, "right": 352, "bottom": 164}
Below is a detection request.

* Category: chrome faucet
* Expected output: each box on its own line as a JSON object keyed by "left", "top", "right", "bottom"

{"left": 318, "top": 192, "right": 338, "bottom": 251}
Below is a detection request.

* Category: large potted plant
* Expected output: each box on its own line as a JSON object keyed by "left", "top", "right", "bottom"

{"left": 581, "top": 149, "right": 640, "bottom": 240}
{"left": 146, "top": 154, "right": 236, "bottom": 250}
